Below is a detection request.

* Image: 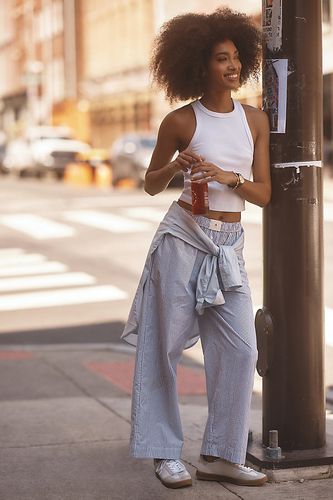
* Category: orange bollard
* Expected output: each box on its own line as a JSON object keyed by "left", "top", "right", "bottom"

{"left": 64, "top": 162, "right": 94, "bottom": 186}
{"left": 95, "top": 163, "right": 113, "bottom": 187}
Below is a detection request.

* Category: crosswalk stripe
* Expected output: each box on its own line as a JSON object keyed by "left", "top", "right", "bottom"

{"left": 0, "top": 272, "right": 95, "bottom": 292}
{"left": 0, "top": 254, "right": 47, "bottom": 267}
{"left": 0, "top": 261, "right": 68, "bottom": 277}
{"left": 324, "top": 203, "right": 333, "bottom": 222}
{"left": 121, "top": 207, "right": 167, "bottom": 222}
{"left": 0, "top": 285, "right": 127, "bottom": 311}
{"left": 64, "top": 210, "right": 151, "bottom": 233}
{"left": 0, "top": 214, "right": 76, "bottom": 239}
{"left": 0, "top": 248, "right": 25, "bottom": 256}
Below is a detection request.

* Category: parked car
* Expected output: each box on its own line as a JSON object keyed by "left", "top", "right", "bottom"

{"left": 25, "top": 125, "right": 73, "bottom": 142}
{"left": 30, "top": 135, "right": 90, "bottom": 179}
{"left": 0, "top": 131, "right": 7, "bottom": 174}
{"left": 26, "top": 126, "right": 90, "bottom": 179}
{"left": 110, "top": 132, "right": 157, "bottom": 187}
{"left": 2, "top": 138, "right": 35, "bottom": 177}
{"left": 2, "top": 126, "right": 90, "bottom": 179}
{"left": 110, "top": 132, "right": 183, "bottom": 188}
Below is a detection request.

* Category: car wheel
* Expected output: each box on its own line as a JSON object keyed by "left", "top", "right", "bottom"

{"left": 136, "top": 177, "right": 144, "bottom": 189}
{"left": 55, "top": 171, "right": 64, "bottom": 180}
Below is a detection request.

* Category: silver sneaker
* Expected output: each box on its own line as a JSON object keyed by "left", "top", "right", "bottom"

{"left": 196, "top": 456, "right": 268, "bottom": 486}
{"left": 154, "top": 459, "right": 192, "bottom": 489}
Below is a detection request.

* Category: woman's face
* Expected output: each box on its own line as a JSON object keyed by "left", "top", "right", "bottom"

{"left": 205, "top": 39, "right": 242, "bottom": 91}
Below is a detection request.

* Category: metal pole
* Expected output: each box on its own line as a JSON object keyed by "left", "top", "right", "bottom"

{"left": 259, "top": 0, "right": 325, "bottom": 450}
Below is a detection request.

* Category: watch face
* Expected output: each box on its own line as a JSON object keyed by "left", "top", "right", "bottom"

{"left": 237, "top": 173, "right": 245, "bottom": 184}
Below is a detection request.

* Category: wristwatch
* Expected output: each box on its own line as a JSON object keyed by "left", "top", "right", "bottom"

{"left": 236, "top": 173, "right": 245, "bottom": 188}
{"left": 231, "top": 172, "right": 245, "bottom": 189}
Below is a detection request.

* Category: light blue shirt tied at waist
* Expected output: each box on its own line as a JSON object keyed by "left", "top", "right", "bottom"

{"left": 121, "top": 201, "right": 244, "bottom": 347}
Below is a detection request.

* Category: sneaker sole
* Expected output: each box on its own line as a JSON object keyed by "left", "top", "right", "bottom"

{"left": 196, "top": 469, "right": 267, "bottom": 486}
{"left": 155, "top": 473, "right": 192, "bottom": 489}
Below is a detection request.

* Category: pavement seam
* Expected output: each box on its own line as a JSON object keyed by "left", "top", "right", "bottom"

{"left": 220, "top": 483, "right": 244, "bottom": 499}
{"left": 0, "top": 343, "right": 135, "bottom": 354}
{"left": 0, "top": 438, "right": 128, "bottom": 450}
{"left": 39, "top": 355, "right": 132, "bottom": 425}
{"left": 183, "top": 458, "right": 245, "bottom": 499}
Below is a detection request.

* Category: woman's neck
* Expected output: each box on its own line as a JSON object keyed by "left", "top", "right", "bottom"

{"left": 200, "top": 92, "right": 234, "bottom": 113}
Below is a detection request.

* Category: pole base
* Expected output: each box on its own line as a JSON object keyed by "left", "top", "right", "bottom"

{"left": 246, "top": 433, "right": 333, "bottom": 470}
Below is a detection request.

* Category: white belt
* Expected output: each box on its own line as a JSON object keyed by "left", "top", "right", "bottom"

{"left": 208, "top": 219, "right": 223, "bottom": 231}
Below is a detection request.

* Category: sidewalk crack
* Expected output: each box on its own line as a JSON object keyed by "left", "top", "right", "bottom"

{"left": 183, "top": 458, "right": 245, "bottom": 499}
{"left": 221, "top": 484, "right": 244, "bottom": 499}
{"left": 0, "top": 438, "right": 127, "bottom": 450}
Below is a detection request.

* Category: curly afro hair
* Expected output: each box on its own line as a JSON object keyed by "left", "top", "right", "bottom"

{"left": 150, "top": 7, "right": 262, "bottom": 103}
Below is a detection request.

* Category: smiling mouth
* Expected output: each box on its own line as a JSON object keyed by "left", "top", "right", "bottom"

{"left": 224, "top": 74, "right": 239, "bottom": 81}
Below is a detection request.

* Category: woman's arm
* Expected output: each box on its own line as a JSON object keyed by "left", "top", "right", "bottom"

{"left": 234, "top": 109, "right": 271, "bottom": 207}
{"left": 144, "top": 110, "right": 201, "bottom": 196}
{"left": 191, "top": 108, "right": 271, "bottom": 208}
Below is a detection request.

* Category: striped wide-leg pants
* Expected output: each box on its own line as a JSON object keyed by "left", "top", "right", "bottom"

{"left": 129, "top": 216, "right": 258, "bottom": 466}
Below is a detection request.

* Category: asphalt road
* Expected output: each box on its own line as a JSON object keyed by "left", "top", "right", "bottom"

{"left": 0, "top": 175, "right": 332, "bottom": 387}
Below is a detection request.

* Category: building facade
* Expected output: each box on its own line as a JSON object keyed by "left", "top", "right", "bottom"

{"left": 0, "top": 0, "right": 89, "bottom": 141}
{"left": 78, "top": 0, "right": 261, "bottom": 148}
{"left": 78, "top": 0, "right": 155, "bottom": 147}
{"left": 0, "top": 0, "right": 28, "bottom": 139}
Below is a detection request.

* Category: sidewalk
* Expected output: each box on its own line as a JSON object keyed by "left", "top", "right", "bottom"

{"left": 0, "top": 343, "right": 332, "bottom": 500}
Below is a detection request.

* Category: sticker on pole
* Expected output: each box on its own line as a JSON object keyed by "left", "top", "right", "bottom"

{"left": 263, "top": 0, "right": 282, "bottom": 52}
{"left": 263, "top": 59, "right": 288, "bottom": 134}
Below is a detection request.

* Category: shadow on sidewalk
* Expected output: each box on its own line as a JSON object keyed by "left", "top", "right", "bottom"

{"left": 0, "top": 320, "right": 126, "bottom": 346}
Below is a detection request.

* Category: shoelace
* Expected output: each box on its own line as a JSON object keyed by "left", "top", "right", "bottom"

{"left": 157, "top": 459, "right": 185, "bottom": 474}
{"left": 204, "top": 457, "right": 254, "bottom": 471}
{"left": 239, "top": 465, "right": 255, "bottom": 472}
{"left": 166, "top": 459, "right": 186, "bottom": 474}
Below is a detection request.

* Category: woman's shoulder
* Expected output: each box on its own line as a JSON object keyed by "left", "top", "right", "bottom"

{"left": 241, "top": 104, "right": 269, "bottom": 121}
{"left": 159, "top": 103, "right": 196, "bottom": 142}
{"left": 240, "top": 104, "right": 270, "bottom": 132}
{"left": 163, "top": 103, "right": 195, "bottom": 126}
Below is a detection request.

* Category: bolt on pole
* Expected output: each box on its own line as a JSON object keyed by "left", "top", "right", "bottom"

{"left": 259, "top": 0, "right": 325, "bottom": 450}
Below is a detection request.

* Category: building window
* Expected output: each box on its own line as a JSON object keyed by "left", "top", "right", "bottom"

{"left": 53, "top": 1, "right": 64, "bottom": 36}
{"left": 36, "top": 1, "right": 63, "bottom": 41}
{"left": 53, "top": 59, "right": 65, "bottom": 101}
{"left": 36, "top": 6, "right": 52, "bottom": 40}
{"left": 0, "top": 0, "right": 14, "bottom": 45}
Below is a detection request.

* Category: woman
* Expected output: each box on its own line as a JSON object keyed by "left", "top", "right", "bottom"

{"left": 121, "top": 7, "right": 271, "bottom": 489}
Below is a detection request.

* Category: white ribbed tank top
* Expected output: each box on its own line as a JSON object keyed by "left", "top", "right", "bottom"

{"left": 179, "top": 99, "right": 254, "bottom": 212}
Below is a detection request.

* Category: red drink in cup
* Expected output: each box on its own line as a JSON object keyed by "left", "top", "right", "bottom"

{"left": 191, "top": 170, "right": 209, "bottom": 215}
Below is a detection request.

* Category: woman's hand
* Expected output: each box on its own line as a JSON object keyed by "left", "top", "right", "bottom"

{"left": 191, "top": 161, "right": 237, "bottom": 187}
{"left": 170, "top": 149, "right": 204, "bottom": 174}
